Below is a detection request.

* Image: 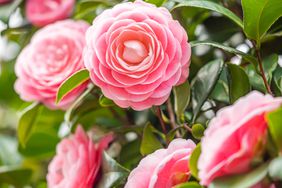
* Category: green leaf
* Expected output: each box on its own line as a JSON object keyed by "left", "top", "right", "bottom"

{"left": 145, "top": 0, "right": 166, "bottom": 6}
{"left": 266, "top": 106, "right": 282, "bottom": 151}
{"left": 269, "top": 157, "right": 282, "bottom": 180}
{"left": 56, "top": 69, "right": 89, "bottom": 104}
{"left": 209, "top": 163, "right": 269, "bottom": 188}
{"left": 190, "top": 41, "right": 258, "bottom": 66}
{"left": 191, "top": 124, "right": 205, "bottom": 140}
{"left": 192, "top": 59, "right": 224, "bottom": 121}
{"left": 242, "top": 0, "right": 282, "bottom": 44}
{"left": 140, "top": 123, "right": 163, "bottom": 155}
{"left": 174, "top": 0, "right": 243, "bottom": 28}
{"left": 227, "top": 63, "right": 251, "bottom": 103}
{"left": 273, "top": 67, "right": 282, "bottom": 95}
{"left": 189, "top": 143, "right": 201, "bottom": 179}
{"left": 17, "top": 102, "right": 41, "bottom": 147}
{"left": 99, "top": 95, "right": 115, "bottom": 107}
{"left": 0, "top": 166, "right": 32, "bottom": 186}
{"left": 97, "top": 152, "right": 129, "bottom": 188}
{"left": 173, "top": 81, "right": 190, "bottom": 121}
{"left": 175, "top": 181, "right": 203, "bottom": 188}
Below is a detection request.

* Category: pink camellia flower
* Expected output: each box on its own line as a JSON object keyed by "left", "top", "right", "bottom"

{"left": 84, "top": 0, "right": 191, "bottom": 111}
{"left": 15, "top": 20, "right": 89, "bottom": 109}
{"left": 199, "top": 91, "right": 282, "bottom": 186}
{"left": 125, "top": 139, "right": 196, "bottom": 188}
{"left": 26, "top": 0, "right": 75, "bottom": 27}
{"left": 47, "top": 126, "right": 112, "bottom": 188}
{"left": 0, "top": 0, "right": 11, "bottom": 4}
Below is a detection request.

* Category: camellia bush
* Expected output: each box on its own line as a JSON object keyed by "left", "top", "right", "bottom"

{"left": 1, "top": 0, "right": 282, "bottom": 187}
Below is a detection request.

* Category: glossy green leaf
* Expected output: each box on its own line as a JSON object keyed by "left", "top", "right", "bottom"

{"left": 97, "top": 152, "right": 129, "bottom": 188}
{"left": 189, "top": 143, "right": 201, "bottom": 179}
{"left": 17, "top": 102, "right": 41, "bottom": 147}
{"left": 242, "top": 0, "right": 282, "bottom": 44}
{"left": 145, "top": 0, "right": 166, "bottom": 6}
{"left": 0, "top": 166, "right": 32, "bottom": 186}
{"left": 266, "top": 106, "right": 282, "bottom": 151}
{"left": 190, "top": 41, "right": 258, "bottom": 66}
{"left": 56, "top": 69, "right": 89, "bottom": 104}
{"left": 269, "top": 157, "right": 282, "bottom": 180}
{"left": 192, "top": 59, "right": 224, "bottom": 121}
{"left": 173, "top": 81, "right": 190, "bottom": 120}
{"left": 175, "top": 181, "right": 203, "bottom": 188}
{"left": 227, "top": 63, "right": 250, "bottom": 103}
{"left": 192, "top": 124, "right": 205, "bottom": 140}
{"left": 140, "top": 123, "right": 163, "bottom": 156}
{"left": 99, "top": 95, "right": 115, "bottom": 107}
{"left": 209, "top": 163, "right": 269, "bottom": 188}
{"left": 273, "top": 67, "right": 282, "bottom": 95}
{"left": 174, "top": 0, "right": 243, "bottom": 28}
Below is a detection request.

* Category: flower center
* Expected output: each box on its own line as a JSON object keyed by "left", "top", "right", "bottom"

{"left": 122, "top": 40, "right": 147, "bottom": 64}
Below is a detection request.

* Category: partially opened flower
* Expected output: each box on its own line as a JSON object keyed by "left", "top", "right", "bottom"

{"left": 15, "top": 20, "right": 89, "bottom": 109}
{"left": 125, "top": 139, "right": 196, "bottom": 188}
{"left": 199, "top": 91, "right": 282, "bottom": 186}
{"left": 26, "top": 0, "right": 75, "bottom": 27}
{"left": 84, "top": 0, "right": 191, "bottom": 110}
{"left": 47, "top": 126, "right": 112, "bottom": 188}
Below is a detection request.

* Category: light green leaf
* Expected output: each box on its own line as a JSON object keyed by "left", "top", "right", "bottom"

{"left": 145, "top": 0, "right": 166, "bottom": 6}
{"left": 227, "top": 63, "right": 250, "bottom": 103}
{"left": 97, "top": 152, "right": 129, "bottom": 188}
{"left": 242, "top": 0, "right": 282, "bottom": 44}
{"left": 0, "top": 166, "right": 32, "bottom": 186}
{"left": 192, "top": 59, "right": 224, "bottom": 121}
{"left": 17, "top": 102, "right": 41, "bottom": 147}
{"left": 190, "top": 41, "right": 258, "bottom": 66}
{"left": 266, "top": 106, "right": 282, "bottom": 151}
{"left": 189, "top": 143, "right": 201, "bottom": 179}
{"left": 173, "top": 81, "right": 190, "bottom": 120}
{"left": 174, "top": 0, "right": 243, "bottom": 28}
{"left": 175, "top": 181, "right": 203, "bottom": 188}
{"left": 209, "top": 163, "right": 269, "bottom": 188}
{"left": 269, "top": 157, "right": 282, "bottom": 180}
{"left": 56, "top": 69, "right": 89, "bottom": 104}
{"left": 140, "top": 123, "right": 163, "bottom": 155}
{"left": 99, "top": 95, "right": 115, "bottom": 107}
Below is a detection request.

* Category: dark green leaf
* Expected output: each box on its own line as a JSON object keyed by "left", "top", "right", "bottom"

{"left": 173, "top": 81, "right": 190, "bottom": 120}
{"left": 242, "top": 0, "right": 282, "bottom": 44}
{"left": 140, "top": 123, "right": 163, "bottom": 155}
{"left": 17, "top": 102, "right": 41, "bottom": 147}
{"left": 227, "top": 63, "right": 251, "bottom": 103}
{"left": 99, "top": 95, "right": 115, "bottom": 107}
{"left": 190, "top": 41, "right": 258, "bottom": 66}
{"left": 97, "top": 152, "right": 129, "bottom": 188}
{"left": 266, "top": 106, "right": 282, "bottom": 151}
{"left": 189, "top": 143, "right": 201, "bottom": 179}
{"left": 192, "top": 59, "right": 224, "bottom": 121}
{"left": 56, "top": 69, "right": 89, "bottom": 104}
{"left": 175, "top": 181, "right": 203, "bottom": 188}
{"left": 273, "top": 67, "right": 282, "bottom": 95}
{"left": 209, "top": 163, "right": 269, "bottom": 188}
{"left": 269, "top": 157, "right": 282, "bottom": 180}
{"left": 0, "top": 166, "right": 32, "bottom": 186}
{"left": 191, "top": 124, "right": 205, "bottom": 140}
{"left": 174, "top": 0, "right": 243, "bottom": 28}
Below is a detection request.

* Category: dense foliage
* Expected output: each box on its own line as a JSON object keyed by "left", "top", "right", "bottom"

{"left": 0, "top": 0, "right": 282, "bottom": 187}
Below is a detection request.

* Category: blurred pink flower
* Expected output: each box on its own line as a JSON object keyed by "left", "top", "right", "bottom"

{"left": 47, "top": 126, "right": 112, "bottom": 188}
{"left": 15, "top": 20, "right": 89, "bottom": 109}
{"left": 26, "top": 0, "right": 75, "bottom": 27}
{"left": 199, "top": 91, "right": 282, "bottom": 186}
{"left": 125, "top": 139, "right": 196, "bottom": 188}
{"left": 84, "top": 0, "right": 191, "bottom": 110}
{"left": 0, "top": 0, "right": 11, "bottom": 4}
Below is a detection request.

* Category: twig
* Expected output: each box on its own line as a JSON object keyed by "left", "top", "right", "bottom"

{"left": 156, "top": 107, "right": 167, "bottom": 134}
{"left": 166, "top": 100, "right": 180, "bottom": 137}
{"left": 252, "top": 41, "right": 273, "bottom": 95}
{"left": 183, "top": 123, "right": 192, "bottom": 133}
